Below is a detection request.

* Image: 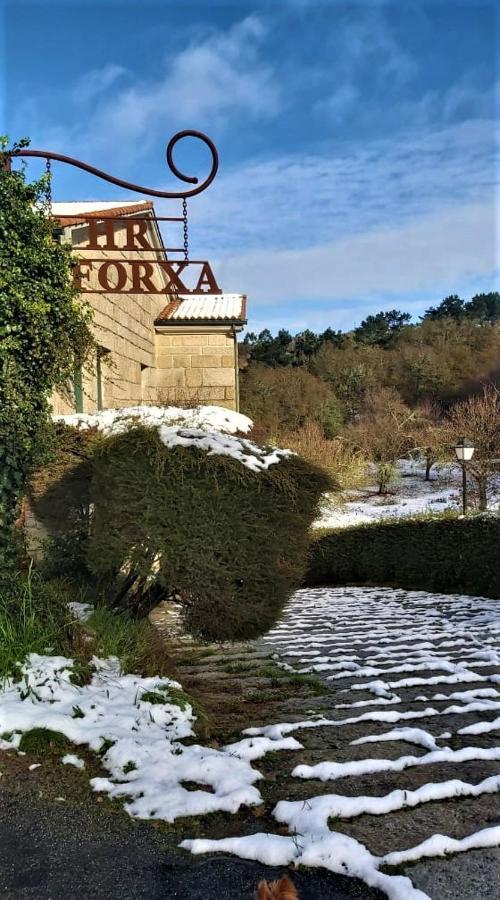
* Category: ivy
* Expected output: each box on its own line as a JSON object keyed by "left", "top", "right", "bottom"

{"left": 0, "top": 136, "right": 93, "bottom": 565}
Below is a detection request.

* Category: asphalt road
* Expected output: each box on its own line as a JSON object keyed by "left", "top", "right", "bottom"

{"left": 0, "top": 787, "right": 385, "bottom": 900}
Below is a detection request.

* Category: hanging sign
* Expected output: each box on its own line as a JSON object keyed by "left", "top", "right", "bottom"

{"left": 7, "top": 130, "right": 223, "bottom": 296}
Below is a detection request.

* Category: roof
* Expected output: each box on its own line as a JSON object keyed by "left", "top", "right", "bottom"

{"left": 156, "top": 295, "right": 247, "bottom": 325}
{"left": 52, "top": 201, "right": 153, "bottom": 226}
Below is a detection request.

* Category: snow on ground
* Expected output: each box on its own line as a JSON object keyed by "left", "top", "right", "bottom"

{"left": 183, "top": 586, "right": 500, "bottom": 899}
{"left": 0, "top": 654, "right": 264, "bottom": 821}
{"left": 314, "top": 459, "right": 500, "bottom": 529}
{"left": 3, "top": 586, "right": 500, "bottom": 899}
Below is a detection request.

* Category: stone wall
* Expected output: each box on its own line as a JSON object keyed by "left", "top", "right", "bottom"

{"left": 155, "top": 330, "right": 237, "bottom": 408}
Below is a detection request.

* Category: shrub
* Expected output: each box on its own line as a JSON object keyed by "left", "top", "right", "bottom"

{"left": 307, "top": 513, "right": 500, "bottom": 598}
{"left": 87, "top": 426, "right": 330, "bottom": 641}
{"left": 278, "top": 420, "right": 366, "bottom": 490}
{"left": 240, "top": 363, "right": 344, "bottom": 438}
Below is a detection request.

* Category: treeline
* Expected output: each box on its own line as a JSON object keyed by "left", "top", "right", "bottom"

{"left": 243, "top": 292, "right": 500, "bottom": 366}
{"left": 240, "top": 293, "right": 500, "bottom": 508}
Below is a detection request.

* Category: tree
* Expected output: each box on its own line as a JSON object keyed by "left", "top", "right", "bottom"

{"left": 354, "top": 309, "right": 412, "bottom": 347}
{"left": 423, "top": 294, "right": 466, "bottom": 321}
{"left": 243, "top": 328, "right": 293, "bottom": 367}
{"left": 291, "top": 329, "right": 321, "bottom": 365}
{"left": 345, "top": 388, "right": 417, "bottom": 493}
{"left": 0, "top": 138, "right": 92, "bottom": 562}
{"left": 412, "top": 400, "right": 447, "bottom": 481}
{"left": 319, "top": 327, "right": 346, "bottom": 349}
{"left": 466, "top": 292, "right": 500, "bottom": 325}
{"left": 447, "top": 384, "right": 500, "bottom": 511}
{"left": 240, "top": 363, "right": 344, "bottom": 438}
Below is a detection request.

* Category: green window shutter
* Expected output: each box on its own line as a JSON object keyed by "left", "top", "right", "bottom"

{"left": 74, "top": 365, "right": 83, "bottom": 413}
{"left": 96, "top": 350, "right": 103, "bottom": 411}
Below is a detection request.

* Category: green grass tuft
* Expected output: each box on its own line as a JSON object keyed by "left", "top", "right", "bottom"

{"left": 18, "top": 728, "right": 73, "bottom": 755}
{"left": 0, "top": 572, "right": 72, "bottom": 682}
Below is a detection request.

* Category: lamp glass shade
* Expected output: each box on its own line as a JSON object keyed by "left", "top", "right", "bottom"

{"left": 454, "top": 438, "right": 475, "bottom": 462}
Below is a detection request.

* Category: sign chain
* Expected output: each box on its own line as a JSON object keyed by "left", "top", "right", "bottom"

{"left": 182, "top": 198, "right": 189, "bottom": 261}
{"left": 45, "top": 157, "right": 52, "bottom": 215}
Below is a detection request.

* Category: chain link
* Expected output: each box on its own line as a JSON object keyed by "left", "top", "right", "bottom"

{"left": 45, "top": 157, "right": 52, "bottom": 215}
{"left": 182, "top": 198, "right": 189, "bottom": 261}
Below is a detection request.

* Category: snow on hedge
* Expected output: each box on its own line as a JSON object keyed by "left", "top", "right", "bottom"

{"left": 54, "top": 404, "right": 253, "bottom": 436}
{"left": 53, "top": 404, "right": 293, "bottom": 472}
{"left": 158, "top": 426, "right": 292, "bottom": 472}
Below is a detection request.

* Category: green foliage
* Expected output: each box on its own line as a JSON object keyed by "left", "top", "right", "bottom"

{"left": 354, "top": 309, "right": 412, "bottom": 347}
{"left": 423, "top": 292, "right": 500, "bottom": 325}
{"left": 83, "top": 606, "right": 169, "bottom": 676}
{"left": 0, "top": 571, "right": 72, "bottom": 681}
{"left": 307, "top": 513, "right": 500, "bottom": 598}
{"left": 243, "top": 327, "right": 345, "bottom": 367}
{"left": 87, "top": 426, "right": 330, "bottom": 641}
{"left": 18, "top": 727, "right": 73, "bottom": 755}
{"left": 241, "top": 363, "right": 344, "bottom": 438}
{"left": 423, "top": 294, "right": 466, "bottom": 321}
{"left": 0, "top": 138, "right": 92, "bottom": 564}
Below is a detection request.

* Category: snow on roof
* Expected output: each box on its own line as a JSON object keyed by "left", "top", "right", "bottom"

{"left": 52, "top": 201, "right": 153, "bottom": 217}
{"left": 156, "top": 295, "right": 247, "bottom": 324}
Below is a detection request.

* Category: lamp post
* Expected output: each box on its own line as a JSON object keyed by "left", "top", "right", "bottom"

{"left": 454, "top": 438, "right": 475, "bottom": 514}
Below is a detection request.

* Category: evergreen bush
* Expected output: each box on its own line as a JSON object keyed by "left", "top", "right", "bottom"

{"left": 307, "top": 513, "right": 500, "bottom": 598}
{"left": 87, "top": 426, "right": 330, "bottom": 641}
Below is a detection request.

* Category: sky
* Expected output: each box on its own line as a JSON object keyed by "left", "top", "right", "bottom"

{"left": 1, "top": 0, "right": 499, "bottom": 334}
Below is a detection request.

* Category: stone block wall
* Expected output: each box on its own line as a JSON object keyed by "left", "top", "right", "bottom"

{"left": 154, "top": 330, "right": 237, "bottom": 409}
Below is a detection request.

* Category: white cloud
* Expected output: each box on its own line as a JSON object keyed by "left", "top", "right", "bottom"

{"left": 12, "top": 16, "right": 279, "bottom": 167}
{"left": 74, "top": 64, "right": 128, "bottom": 105}
{"left": 71, "top": 16, "right": 279, "bottom": 161}
{"left": 184, "top": 117, "right": 497, "bottom": 257}
{"left": 213, "top": 199, "right": 498, "bottom": 314}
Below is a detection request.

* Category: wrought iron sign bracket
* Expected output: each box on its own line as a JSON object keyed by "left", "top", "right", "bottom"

{"left": 3, "top": 129, "right": 219, "bottom": 199}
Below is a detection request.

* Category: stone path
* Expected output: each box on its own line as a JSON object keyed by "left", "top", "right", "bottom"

{"left": 163, "top": 586, "right": 500, "bottom": 899}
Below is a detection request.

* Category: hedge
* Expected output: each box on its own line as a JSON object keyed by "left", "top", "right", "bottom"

{"left": 86, "top": 426, "right": 330, "bottom": 641}
{"left": 307, "top": 513, "right": 500, "bottom": 598}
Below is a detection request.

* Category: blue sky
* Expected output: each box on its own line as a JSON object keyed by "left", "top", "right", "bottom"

{"left": 2, "top": 0, "right": 499, "bottom": 333}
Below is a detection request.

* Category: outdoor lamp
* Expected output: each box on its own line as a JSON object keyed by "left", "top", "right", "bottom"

{"left": 454, "top": 438, "right": 475, "bottom": 463}
{"left": 454, "top": 437, "right": 475, "bottom": 514}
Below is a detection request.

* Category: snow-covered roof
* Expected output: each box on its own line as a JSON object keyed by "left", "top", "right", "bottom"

{"left": 156, "top": 295, "right": 247, "bottom": 324}
{"left": 52, "top": 201, "right": 153, "bottom": 216}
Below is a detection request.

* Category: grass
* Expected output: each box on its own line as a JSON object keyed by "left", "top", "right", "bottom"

{"left": 0, "top": 571, "right": 71, "bottom": 682}
{"left": 223, "top": 660, "right": 255, "bottom": 674}
{"left": 79, "top": 606, "right": 174, "bottom": 678}
{"left": 18, "top": 727, "right": 73, "bottom": 755}
{"left": 255, "top": 663, "right": 328, "bottom": 695}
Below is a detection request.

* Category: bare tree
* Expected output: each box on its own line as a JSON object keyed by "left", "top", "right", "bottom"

{"left": 447, "top": 385, "right": 500, "bottom": 510}
{"left": 345, "top": 388, "right": 418, "bottom": 494}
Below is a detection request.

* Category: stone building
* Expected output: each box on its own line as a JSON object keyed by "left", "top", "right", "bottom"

{"left": 51, "top": 201, "right": 247, "bottom": 414}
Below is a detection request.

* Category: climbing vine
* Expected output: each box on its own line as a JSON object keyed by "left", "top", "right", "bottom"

{"left": 0, "top": 137, "right": 93, "bottom": 565}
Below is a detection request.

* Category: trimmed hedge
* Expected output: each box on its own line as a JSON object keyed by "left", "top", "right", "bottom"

{"left": 87, "top": 426, "right": 329, "bottom": 641}
{"left": 307, "top": 513, "right": 500, "bottom": 598}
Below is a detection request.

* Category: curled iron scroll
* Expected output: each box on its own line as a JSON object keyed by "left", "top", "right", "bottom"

{"left": 8, "top": 129, "right": 218, "bottom": 199}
